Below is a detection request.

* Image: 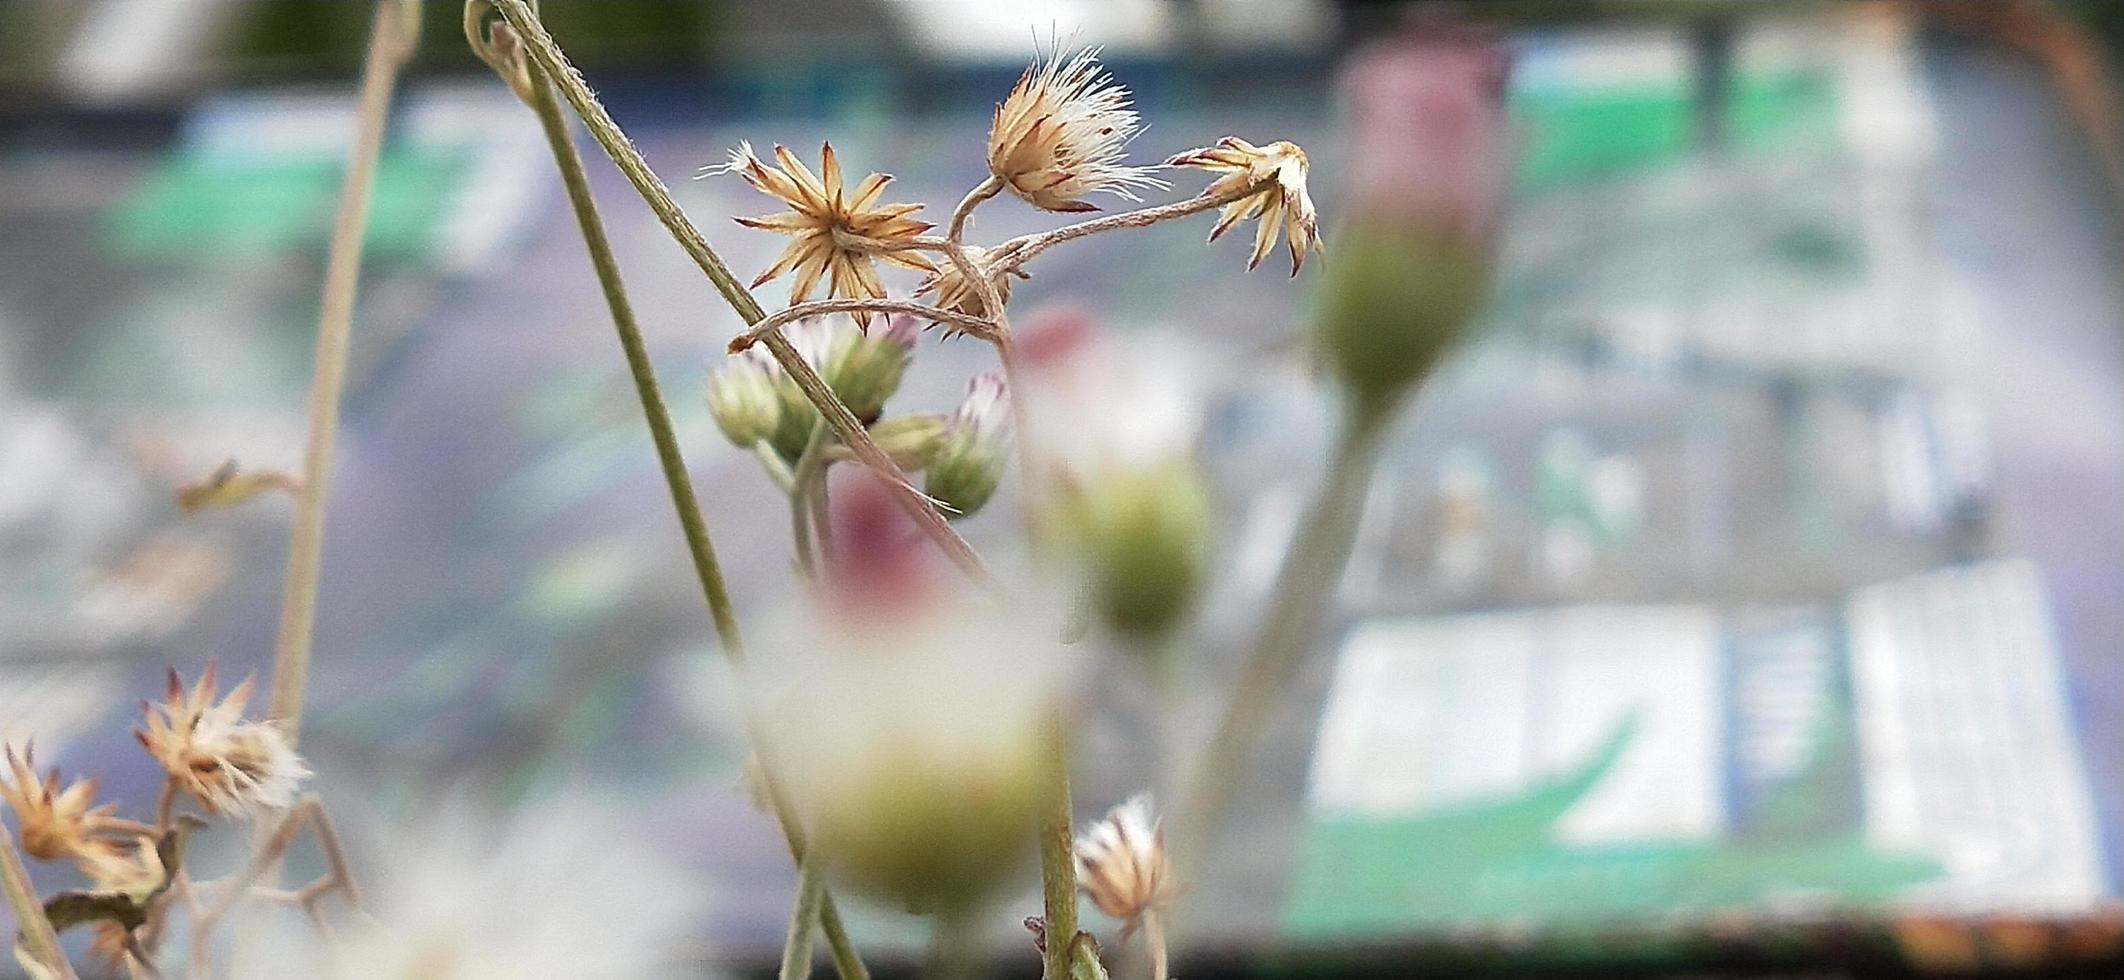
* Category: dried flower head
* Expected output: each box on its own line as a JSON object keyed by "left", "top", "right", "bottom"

{"left": 136, "top": 665, "right": 310, "bottom": 816}
{"left": 913, "top": 245, "right": 1025, "bottom": 324}
{"left": 988, "top": 46, "right": 1167, "bottom": 212}
{"left": 1074, "top": 794, "right": 1176, "bottom": 931}
{"left": 717, "top": 142, "right": 936, "bottom": 318}
{"left": 1168, "top": 137, "right": 1322, "bottom": 276}
{"left": 0, "top": 743, "right": 128, "bottom": 867}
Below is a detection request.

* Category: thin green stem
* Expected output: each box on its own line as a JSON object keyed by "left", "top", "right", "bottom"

{"left": 778, "top": 858, "right": 827, "bottom": 980}
{"left": 752, "top": 440, "right": 797, "bottom": 494}
{"left": 1173, "top": 404, "right": 1395, "bottom": 875}
{"left": 485, "top": 0, "right": 992, "bottom": 589}
{"left": 789, "top": 424, "right": 831, "bottom": 578}
{"left": 2, "top": 823, "right": 75, "bottom": 980}
{"left": 268, "top": 0, "right": 422, "bottom": 741}
{"left": 517, "top": 51, "right": 871, "bottom": 980}
{"left": 1037, "top": 716, "right": 1078, "bottom": 980}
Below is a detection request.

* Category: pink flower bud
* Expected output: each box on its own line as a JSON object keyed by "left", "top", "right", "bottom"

{"left": 1339, "top": 25, "right": 1512, "bottom": 252}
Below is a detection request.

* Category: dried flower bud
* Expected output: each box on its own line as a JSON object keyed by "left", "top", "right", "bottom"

{"left": 823, "top": 315, "right": 918, "bottom": 422}
{"left": 924, "top": 372, "right": 1012, "bottom": 520}
{"left": 0, "top": 743, "right": 127, "bottom": 868}
{"left": 1075, "top": 795, "right": 1176, "bottom": 930}
{"left": 988, "top": 47, "right": 1168, "bottom": 212}
{"left": 1167, "top": 137, "right": 1323, "bottom": 276}
{"left": 913, "top": 245, "right": 1021, "bottom": 324}
{"left": 713, "top": 142, "right": 935, "bottom": 321}
{"left": 136, "top": 665, "right": 310, "bottom": 816}
{"left": 1319, "top": 28, "right": 1512, "bottom": 413}
{"left": 706, "top": 351, "right": 783, "bottom": 449}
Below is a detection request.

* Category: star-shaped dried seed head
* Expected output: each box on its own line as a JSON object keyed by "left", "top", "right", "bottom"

{"left": 988, "top": 46, "right": 1168, "bottom": 212}
{"left": 0, "top": 743, "right": 128, "bottom": 868}
{"left": 1168, "top": 137, "right": 1322, "bottom": 276}
{"left": 716, "top": 141, "right": 936, "bottom": 324}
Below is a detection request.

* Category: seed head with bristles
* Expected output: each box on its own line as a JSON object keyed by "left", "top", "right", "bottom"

{"left": 1074, "top": 794, "right": 1177, "bottom": 934}
{"left": 987, "top": 46, "right": 1168, "bottom": 213}
{"left": 712, "top": 141, "right": 936, "bottom": 324}
{"left": 136, "top": 664, "right": 310, "bottom": 816}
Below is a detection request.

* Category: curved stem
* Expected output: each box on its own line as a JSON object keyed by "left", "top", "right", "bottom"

{"left": 751, "top": 440, "right": 797, "bottom": 494}
{"left": 1173, "top": 404, "right": 1395, "bottom": 875}
{"left": 993, "top": 182, "right": 1263, "bottom": 273}
{"left": 487, "top": 0, "right": 987, "bottom": 592}
{"left": 268, "top": 0, "right": 421, "bottom": 741}
{"left": 947, "top": 175, "right": 1005, "bottom": 242}
{"left": 517, "top": 48, "right": 871, "bottom": 980}
{"left": 730, "top": 299, "right": 998, "bottom": 352}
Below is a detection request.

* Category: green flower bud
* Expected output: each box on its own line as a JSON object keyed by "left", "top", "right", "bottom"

{"left": 924, "top": 372, "right": 1011, "bottom": 520}
{"left": 1053, "top": 459, "right": 1211, "bottom": 639}
{"left": 851, "top": 414, "right": 948, "bottom": 471}
{"left": 1315, "top": 229, "right": 1489, "bottom": 412}
{"left": 705, "top": 353, "right": 782, "bottom": 449}
{"left": 824, "top": 316, "right": 917, "bottom": 422}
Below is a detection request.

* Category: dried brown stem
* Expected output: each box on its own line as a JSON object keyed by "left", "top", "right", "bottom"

{"left": 729, "top": 299, "right": 999, "bottom": 352}
{"left": 189, "top": 796, "right": 359, "bottom": 979}
{"left": 2, "top": 822, "right": 75, "bottom": 979}
{"left": 993, "top": 181, "right": 1264, "bottom": 272}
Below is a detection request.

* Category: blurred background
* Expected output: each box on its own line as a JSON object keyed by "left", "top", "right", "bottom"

{"left": 5, "top": 0, "right": 2124, "bottom": 975}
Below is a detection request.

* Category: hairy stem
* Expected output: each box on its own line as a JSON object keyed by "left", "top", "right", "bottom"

{"left": 268, "top": 0, "right": 422, "bottom": 741}
{"left": 2, "top": 824, "right": 75, "bottom": 980}
{"left": 947, "top": 175, "right": 1005, "bottom": 242}
{"left": 1174, "top": 405, "right": 1394, "bottom": 872}
{"left": 778, "top": 858, "right": 827, "bottom": 980}
{"left": 1037, "top": 717, "right": 1078, "bottom": 980}
{"left": 486, "top": 0, "right": 988, "bottom": 588}
{"left": 730, "top": 299, "right": 998, "bottom": 352}
{"left": 994, "top": 182, "right": 1263, "bottom": 273}
{"left": 515, "top": 47, "right": 871, "bottom": 980}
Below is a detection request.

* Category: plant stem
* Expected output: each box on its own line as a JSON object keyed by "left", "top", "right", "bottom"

{"left": 1172, "top": 404, "right": 1395, "bottom": 874}
{"left": 267, "top": 0, "right": 421, "bottom": 741}
{"left": 778, "top": 858, "right": 827, "bottom": 980}
{"left": 751, "top": 441, "right": 797, "bottom": 494}
{"left": 1036, "top": 716, "right": 1079, "bottom": 980}
{"left": 992, "top": 182, "right": 1263, "bottom": 273}
{"left": 1144, "top": 910, "right": 1170, "bottom": 980}
{"left": 929, "top": 911, "right": 980, "bottom": 980}
{"left": 486, "top": 0, "right": 990, "bottom": 589}
{"left": 947, "top": 175, "right": 1004, "bottom": 241}
{"left": 789, "top": 424, "right": 831, "bottom": 578}
{"left": 730, "top": 298, "right": 997, "bottom": 352}
{"left": 2, "top": 823, "right": 75, "bottom": 980}
{"left": 518, "top": 51, "right": 871, "bottom": 980}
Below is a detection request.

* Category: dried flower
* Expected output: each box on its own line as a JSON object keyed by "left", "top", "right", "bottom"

{"left": 1167, "top": 137, "right": 1322, "bottom": 276}
{"left": 923, "top": 372, "right": 1012, "bottom": 521}
{"left": 717, "top": 141, "right": 936, "bottom": 317}
{"left": 913, "top": 245, "right": 1023, "bottom": 323}
{"left": 988, "top": 46, "right": 1167, "bottom": 212}
{"left": 1075, "top": 794, "right": 1176, "bottom": 932}
{"left": 136, "top": 665, "right": 310, "bottom": 816}
{"left": 0, "top": 744, "right": 128, "bottom": 868}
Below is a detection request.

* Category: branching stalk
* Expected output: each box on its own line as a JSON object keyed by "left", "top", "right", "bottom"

{"left": 778, "top": 859, "right": 827, "bottom": 980}
{"left": 509, "top": 40, "right": 872, "bottom": 980}
{"left": 484, "top": 0, "right": 989, "bottom": 589}
{"left": 730, "top": 299, "right": 999, "bottom": 352}
{"left": 268, "top": 0, "right": 422, "bottom": 741}
{"left": 993, "top": 181, "right": 1263, "bottom": 272}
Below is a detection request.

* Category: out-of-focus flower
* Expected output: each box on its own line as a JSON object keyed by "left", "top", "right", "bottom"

{"left": 233, "top": 794, "right": 707, "bottom": 980}
{"left": 855, "top": 413, "right": 948, "bottom": 471}
{"left": 1022, "top": 309, "right": 1211, "bottom": 640}
{"left": 923, "top": 372, "right": 1012, "bottom": 521}
{"left": 0, "top": 744, "right": 128, "bottom": 868}
{"left": 823, "top": 315, "right": 918, "bottom": 421}
{"left": 716, "top": 142, "right": 936, "bottom": 316}
{"left": 136, "top": 665, "right": 310, "bottom": 816}
{"left": 759, "top": 519, "right": 1065, "bottom": 913}
{"left": 988, "top": 47, "right": 1167, "bottom": 212}
{"left": 1318, "top": 27, "right": 1512, "bottom": 413}
{"left": 706, "top": 350, "right": 782, "bottom": 449}
{"left": 1167, "top": 137, "right": 1322, "bottom": 276}
{"left": 913, "top": 245, "right": 1022, "bottom": 323}
{"left": 1075, "top": 794, "right": 1176, "bottom": 933}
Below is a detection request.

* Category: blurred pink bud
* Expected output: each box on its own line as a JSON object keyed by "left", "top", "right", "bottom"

{"left": 1339, "top": 25, "right": 1512, "bottom": 251}
{"left": 823, "top": 470, "right": 939, "bottom": 617}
